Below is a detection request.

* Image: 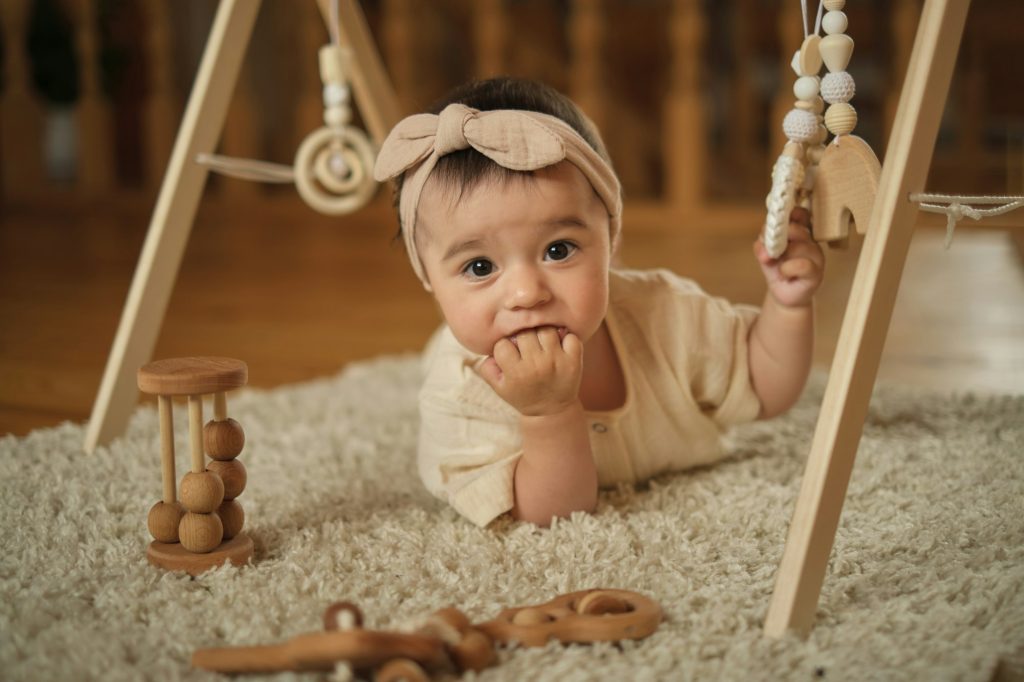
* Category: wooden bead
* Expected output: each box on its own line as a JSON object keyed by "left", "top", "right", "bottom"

{"left": 375, "top": 659, "right": 429, "bottom": 682}
{"left": 820, "top": 34, "right": 854, "bottom": 73}
{"left": 511, "top": 608, "right": 553, "bottom": 626}
{"left": 795, "top": 96, "right": 825, "bottom": 114}
{"left": 180, "top": 470, "right": 225, "bottom": 513}
{"left": 825, "top": 102, "right": 858, "bottom": 136}
{"left": 823, "top": 0, "right": 845, "bottom": 10}
{"left": 148, "top": 500, "right": 184, "bottom": 543}
{"left": 576, "top": 591, "right": 630, "bottom": 616}
{"left": 797, "top": 34, "right": 822, "bottom": 76}
{"left": 179, "top": 512, "right": 224, "bottom": 553}
{"left": 204, "top": 418, "right": 245, "bottom": 460}
{"left": 208, "top": 459, "right": 247, "bottom": 500}
{"left": 808, "top": 144, "right": 827, "bottom": 165}
{"left": 449, "top": 629, "right": 495, "bottom": 673}
{"left": 822, "top": 10, "right": 848, "bottom": 35}
{"left": 793, "top": 75, "right": 820, "bottom": 101}
{"left": 782, "top": 141, "right": 804, "bottom": 160}
{"left": 217, "top": 499, "right": 245, "bottom": 540}
{"left": 813, "top": 124, "right": 829, "bottom": 146}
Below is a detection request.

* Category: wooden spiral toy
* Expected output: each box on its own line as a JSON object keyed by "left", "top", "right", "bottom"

{"left": 138, "top": 357, "right": 254, "bottom": 575}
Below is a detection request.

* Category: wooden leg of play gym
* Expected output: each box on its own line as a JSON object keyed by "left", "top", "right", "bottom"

{"left": 83, "top": 0, "right": 262, "bottom": 453}
{"left": 763, "top": 0, "right": 971, "bottom": 639}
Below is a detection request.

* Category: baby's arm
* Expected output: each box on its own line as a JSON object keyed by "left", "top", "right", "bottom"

{"left": 748, "top": 208, "right": 825, "bottom": 418}
{"left": 476, "top": 328, "right": 598, "bottom": 525}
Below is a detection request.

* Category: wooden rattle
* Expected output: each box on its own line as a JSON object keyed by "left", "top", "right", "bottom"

{"left": 192, "top": 589, "right": 661, "bottom": 678}
{"left": 138, "top": 356, "right": 253, "bottom": 575}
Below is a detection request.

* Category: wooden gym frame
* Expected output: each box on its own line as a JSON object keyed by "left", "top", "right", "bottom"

{"left": 83, "top": 0, "right": 971, "bottom": 639}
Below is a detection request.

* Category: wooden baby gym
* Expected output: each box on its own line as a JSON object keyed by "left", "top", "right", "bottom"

{"left": 8, "top": 0, "right": 1007, "bottom": 675}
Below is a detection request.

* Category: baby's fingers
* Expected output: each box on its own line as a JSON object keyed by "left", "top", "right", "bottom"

{"left": 536, "top": 326, "right": 561, "bottom": 351}
{"left": 476, "top": 356, "right": 503, "bottom": 390}
{"left": 493, "top": 337, "right": 519, "bottom": 366}
{"left": 779, "top": 257, "right": 818, "bottom": 280}
{"left": 561, "top": 332, "right": 583, "bottom": 360}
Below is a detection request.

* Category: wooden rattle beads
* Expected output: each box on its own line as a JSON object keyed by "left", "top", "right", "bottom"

{"left": 147, "top": 500, "right": 184, "bottom": 543}
{"left": 180, "top": 511, "right": 224, "bottom": 554}
{"left": 204, "top": 418, "right": 244, "bottom": 460}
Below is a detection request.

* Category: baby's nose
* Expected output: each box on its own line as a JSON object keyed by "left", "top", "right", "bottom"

{"left": 505, "top": 267, "right": 551, "bottom": 309}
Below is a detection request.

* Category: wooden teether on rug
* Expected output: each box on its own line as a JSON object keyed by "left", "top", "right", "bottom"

{"left": 191, "top": 589, "right": 661, "bottom": 679}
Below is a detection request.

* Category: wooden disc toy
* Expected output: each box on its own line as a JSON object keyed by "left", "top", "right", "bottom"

{"left": 138, "top": 356, "right": 254, "bottom": 575}
{"left": 477, "top": 588, "right": 662, "bottom": 648}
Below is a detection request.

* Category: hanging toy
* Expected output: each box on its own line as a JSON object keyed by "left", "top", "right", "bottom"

{"left": 809, "top": 0, "right": 881, "bottom": 245}
{"left": 293, "top": 43, "right": 378, "bottom": 215}
{"left": 762, "top": 29, "right": 823, "bottom": 258}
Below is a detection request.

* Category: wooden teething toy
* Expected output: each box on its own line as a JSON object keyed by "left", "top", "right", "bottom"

{"left": 192, "top": 589, "right": 661, "bottom": 678}
{"left": 478, "top": 588, "right": 662, "bottom": 648}
{"left": 138, "top": 356, "right": 253, "bottom": 575}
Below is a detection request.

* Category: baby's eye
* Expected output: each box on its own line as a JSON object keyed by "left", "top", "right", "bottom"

{"left": 545, "top": 241, "right": 577, "bottom": 261}
{"left": 463, "top": 259, "right": 494, "bottom": 279}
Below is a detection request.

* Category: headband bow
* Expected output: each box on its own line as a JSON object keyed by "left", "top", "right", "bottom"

{"left": 374, "top": 103, "right": 622, "bottom": 288}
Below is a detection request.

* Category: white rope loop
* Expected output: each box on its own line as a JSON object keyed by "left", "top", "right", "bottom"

{"left": 910, "top": 192, "right": 1024, "bottom": 248}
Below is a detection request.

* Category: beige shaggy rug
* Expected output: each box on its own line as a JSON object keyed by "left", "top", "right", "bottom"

{"left": 1, "top": 355, "right": 1022, "bottom": 682}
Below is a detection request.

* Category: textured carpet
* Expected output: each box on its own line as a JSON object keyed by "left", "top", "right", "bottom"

{"left": 1, "top": 355, "right": 1022, "bottom": 681}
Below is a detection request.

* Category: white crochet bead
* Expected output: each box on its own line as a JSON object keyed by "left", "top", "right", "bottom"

{"left": 822, "top": 10, "right": 848, "bottom": 35}
{"left": 821, "top": 71, "right": 856, "bottom": 104}
{"left": 794, "top": 76, "right": 820, "bottom": 101}
{"left": 783, "top": 108, "right": 820, "bottom": 143}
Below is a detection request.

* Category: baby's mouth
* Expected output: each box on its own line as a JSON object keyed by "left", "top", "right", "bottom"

{"left": 508, "top": 326, "right": 568, "bottom": 348}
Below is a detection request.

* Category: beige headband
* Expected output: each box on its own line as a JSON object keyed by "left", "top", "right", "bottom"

{"left": 373, "top": 103, "right": 622, "bottom": 288}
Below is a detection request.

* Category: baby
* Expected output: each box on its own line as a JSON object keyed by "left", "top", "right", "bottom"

{"left": 374, "top": 77, "right": 824, "bottom": 528}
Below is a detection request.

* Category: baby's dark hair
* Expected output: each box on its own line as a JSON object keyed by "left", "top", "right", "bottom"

{"left": 390, "top": 77, "right": 612, "bottom": 235}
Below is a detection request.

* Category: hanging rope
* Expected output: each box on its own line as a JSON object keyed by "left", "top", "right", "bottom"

{"left": 195, "top": 153, "right": 295, "bottom": 183}
{"left": 909, "top": 192, "right": 1024, "bottom": 248}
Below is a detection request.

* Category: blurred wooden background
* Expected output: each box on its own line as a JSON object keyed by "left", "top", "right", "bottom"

{"left": 4, "top": 0, "right": 1023, "bottom": 208}
{"left": 1, "top": 0, "right": 1022, "bottom": 437}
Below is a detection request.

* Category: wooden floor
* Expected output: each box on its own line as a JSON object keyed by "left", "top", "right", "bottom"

{"left": 1, "top": 193, "right": 1022, "bottom": 438}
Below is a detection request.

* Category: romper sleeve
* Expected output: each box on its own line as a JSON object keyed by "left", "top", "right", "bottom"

{"left": 417, "top": 327, "right": 522, "bottom": 527}
{"left": 640, "top": 270, "right": 762, "bottom": 428}
{"left": 684, "top": 289, "right": 762, "bottom": 427}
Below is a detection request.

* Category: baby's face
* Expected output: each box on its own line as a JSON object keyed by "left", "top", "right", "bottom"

{"left": 418, "top": 161, "right": 612, "bottom": 356}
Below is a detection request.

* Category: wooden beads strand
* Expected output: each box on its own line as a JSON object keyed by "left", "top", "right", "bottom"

{"left": 820, "top": 0, "right": 858, "bottom": 138}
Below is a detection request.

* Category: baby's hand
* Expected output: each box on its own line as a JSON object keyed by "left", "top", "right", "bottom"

{"left": 476, "top": 327, "right": 583, "bottom": 417}
{"left": 754, "top": 207, "right": 825, "bottom": 309}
